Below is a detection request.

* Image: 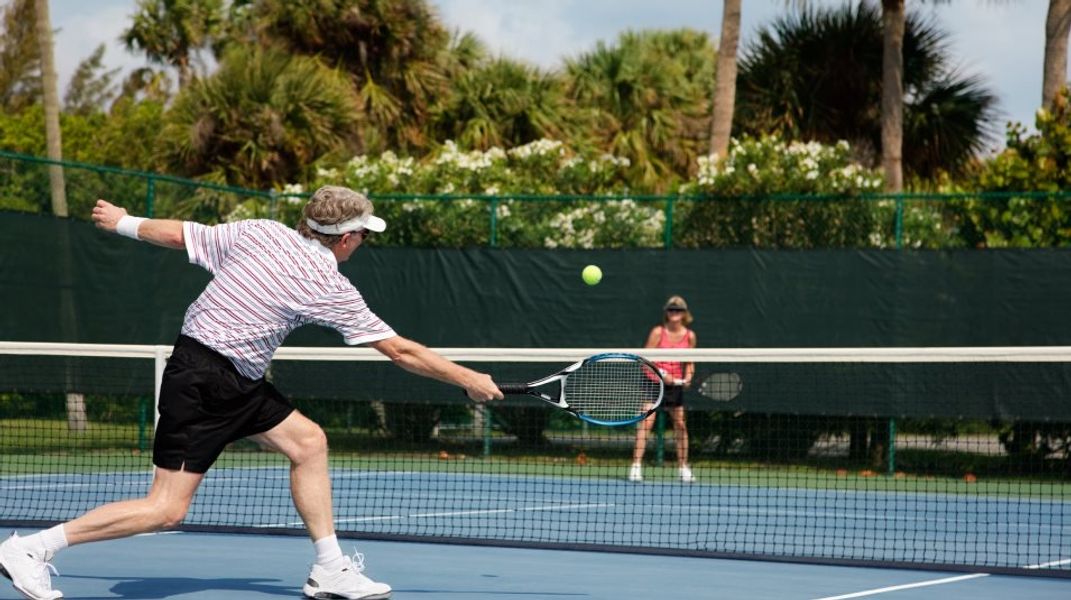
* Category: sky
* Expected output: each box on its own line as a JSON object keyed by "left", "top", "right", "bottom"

{"left": 48, "top": 0, "right": 1060, "bottom": 152}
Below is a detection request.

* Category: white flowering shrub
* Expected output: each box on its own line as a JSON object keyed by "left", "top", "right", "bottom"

{"left": 275, "top": 139, "right": 667, "bottom": 248}
{"left": 675, "top": 136, "right": 889, "bottom": 247}
{"left": 262, "top": 136, "right": 907, "bottom": 248}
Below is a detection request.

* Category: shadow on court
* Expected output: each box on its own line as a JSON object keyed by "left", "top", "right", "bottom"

{"left": 60, "top": 575, "right": 300, "bottom": 598}
{"left": 397, "top": 590, "right": 586, "bottom": 596}
{"left": 58, "top": 574, "right": 590, "bottom": 598}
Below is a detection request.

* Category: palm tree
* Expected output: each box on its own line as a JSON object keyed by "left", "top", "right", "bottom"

{"left": 122, "top": 0, "right": 224, "bottom": 89}
{"left": 158, "top": 46, "right": 359, "bottom": 207}
{"left": 735, "top": 3, "right": 997, "bottom": 179}
{"left": 566, "top": 29, "right": 716, "bottom": 191}
{"left": 34, "top": 0, "right": 64, "bottom": 216}
{"left": 0, "top": 0, "right": 41, "bottom": 112}
{"left": 63, "top": 44, "right": 121, "bottom": 114}
{"left": 431, "top": 58, "right": 580, "bottom": 150}
{"left": 881, "top": 0, "right": 905, "bottom": 191}
{"left": 1044, "top": 0, "right": 1071, "bottom": 109}
{"left": 709, "top": 0, "right": 742, "bottom": 158}
{"left": 249, "top": 0, "right": 452, "bottom": 155}
{"left": 34, "top": 0, "right": 86, "bottom": 432}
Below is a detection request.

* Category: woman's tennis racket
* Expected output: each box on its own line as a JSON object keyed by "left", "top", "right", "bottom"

{"left": 497, "top": 353, "right": 664, "bottom": 427}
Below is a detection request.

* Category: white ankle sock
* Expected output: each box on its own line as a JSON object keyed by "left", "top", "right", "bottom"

{"left": 21, "top": 525, "right": 68, "bottom": 556}
{"left": 313, "top": 535, "right": 345, "bottom": 570}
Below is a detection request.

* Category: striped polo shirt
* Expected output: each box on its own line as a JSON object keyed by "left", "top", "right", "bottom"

{"left": 180, "top": 219, "right": 396, "bottom": 379}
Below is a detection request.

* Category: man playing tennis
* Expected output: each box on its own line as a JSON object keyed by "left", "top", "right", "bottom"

{"left": 0, "top": 185, "right": 502, "bottom": 600}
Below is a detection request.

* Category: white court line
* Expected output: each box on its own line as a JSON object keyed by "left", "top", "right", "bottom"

{"left": 1026, "top": 558, "right": 1071, "bottom": 569}
{"left": 811, "top": 574, "right": 990, "bottom": 599}
{"left": 812, "top": 557, "right": 1071, "bottom": 599}
{"left": 255, "top": 502, "right": 614, "bottom": 529}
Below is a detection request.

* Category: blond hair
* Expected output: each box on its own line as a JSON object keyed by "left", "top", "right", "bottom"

{"left": 661, "top": 295, "right": 694, "bottom": 326}
{"left": 297, "top": 186, "right": 375, "bottom": 248}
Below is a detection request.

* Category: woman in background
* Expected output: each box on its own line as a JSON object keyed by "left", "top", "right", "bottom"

{"left": 629, "top": 295, "right": 696, "bottom": 483}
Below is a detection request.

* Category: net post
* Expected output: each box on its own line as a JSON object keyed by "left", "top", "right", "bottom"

{"left": 153, "top": 345, "right": 166, "bottom": 429}
{"left": 887, "top": 417, "right": 897, "bottom": 477}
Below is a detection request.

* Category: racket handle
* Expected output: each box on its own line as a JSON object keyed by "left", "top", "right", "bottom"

{"left": 497, "top": 383, "right": 529, "bottom": 395}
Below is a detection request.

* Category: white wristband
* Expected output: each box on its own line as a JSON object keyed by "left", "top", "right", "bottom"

{"left": 117, "top": 216, "right": 147, "bottom": 240}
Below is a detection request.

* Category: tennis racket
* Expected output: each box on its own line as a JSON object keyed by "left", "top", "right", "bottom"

{"left": 497, "top": 353, "right": 664, "bottom": 426}
{"left": 696, "top": 371, "right": 743, "bottom": 401}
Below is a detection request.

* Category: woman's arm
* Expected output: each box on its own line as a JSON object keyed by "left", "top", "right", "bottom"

{"left": 684, "top": 330, "right": 697, "bottom": 386}
{"left": 643, "top": 326, "right": 661, "bottom": 349}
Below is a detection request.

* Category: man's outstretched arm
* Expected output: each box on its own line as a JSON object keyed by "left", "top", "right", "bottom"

{"left": 92, "top": 199, "right": 185, "bottom": 249}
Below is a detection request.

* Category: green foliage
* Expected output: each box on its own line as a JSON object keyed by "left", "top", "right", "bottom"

{"left": 0, "top": 0, "right": 41, "bottom": 112}
{"left": 122, "top": 0, "right": 226, "bottom": 87}
{"left": 565, "top": 29, "right": 716, "bottom": 192}
{"left": 968, "top": 87, "right": 1071, "bottom": 247}
{"left": 429, "top": 58, "right": 583, "bottom": 151}
{"left": 158, "top": 45, "right": 359, "bottom": 194}
{"left": 0, "top": 102, "right": 165, "bottom": 216}
{"left": 63, "top": 45, "right": 121, "bottom": 115}
{"left": 675, "top": 136, "right": 887, "bottom": 248}
{"left": 250, "top": 0, "right": 451, "bottom": 154}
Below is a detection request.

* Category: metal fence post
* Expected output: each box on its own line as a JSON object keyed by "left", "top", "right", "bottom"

{"left": 489, "top": 196, "right": 499, "bottom": 248}
{"left": 146, "top": 176, "right": 156, "bottom": 218}
{"left": 664, "top": 196, "right": 676, "bottom": 249}
{"left": 895, "top": 194, "right": 904, "bottom": 249}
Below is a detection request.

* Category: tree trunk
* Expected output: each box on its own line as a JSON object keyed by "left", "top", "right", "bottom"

{"left": 880, "top": 0, "right": 905, "bottom": 193}
{"left": 709, "top": 0, "right": 742, "bottom": 158}
{"left": 35, "top": 0, "right": 64, "bottom": 215}
{"left": 36, "top": 0, "right": 86, "bottom": 432}
{"left": 1043, "top": 0, "right": 1071, "bottom": 110}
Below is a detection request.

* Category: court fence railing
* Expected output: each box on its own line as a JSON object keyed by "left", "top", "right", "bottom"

{"left": 3, "top": 149, "right": 1071, "bottom": 249}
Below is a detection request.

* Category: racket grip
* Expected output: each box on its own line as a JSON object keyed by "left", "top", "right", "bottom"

{"left": 497, "top": 383, "right": 529, "bottom": 395}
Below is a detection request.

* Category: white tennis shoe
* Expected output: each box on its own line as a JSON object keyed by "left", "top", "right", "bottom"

{"left": 0, "top": 533, "right": 63, "bottom": 600}
{"left": 303, "top": 551, "right": 391, "bottom": 600}
{"left": 628, "top": 463, "right": 643, "bottom": 482}
{"left": 679, "top": 465, "right": 696, "bottom": 483}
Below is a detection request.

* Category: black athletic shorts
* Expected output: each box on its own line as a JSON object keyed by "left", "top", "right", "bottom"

{"left": 661, "top": 385, "right": 685, "bottom": 408}
{"left": 153, "top": 335, "right": 295, "bottom": 473}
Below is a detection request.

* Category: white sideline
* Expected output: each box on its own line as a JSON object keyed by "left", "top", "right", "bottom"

{"left": 811, "top": 558, "right": 1071, "bottom": 599}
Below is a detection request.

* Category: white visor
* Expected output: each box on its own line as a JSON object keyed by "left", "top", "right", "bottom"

{"left": 306, "top": 213, "right": 387, "bottom": 235}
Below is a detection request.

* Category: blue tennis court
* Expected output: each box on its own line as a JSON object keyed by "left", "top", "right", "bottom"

{"left": 3, "top": 530, "right": 1069, "bottom": 600}
{"left": 3, "top": 465, "right": 1069, "bottom": 580}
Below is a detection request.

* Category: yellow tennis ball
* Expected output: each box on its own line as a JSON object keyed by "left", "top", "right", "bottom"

{"left": 582, "top": 264, "right": 602, "bottom": 285}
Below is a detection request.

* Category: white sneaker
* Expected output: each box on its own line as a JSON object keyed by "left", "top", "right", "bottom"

{"left": 0, "top": 533, "right": 63, "bottom": 600}
{"left": 628, "top": 463, "right": 643, "bottom": 482}
{"left": 679, "top": 465, "right": 696, "bottom": 483}
{"left": 303, "top": 551, "right": 391, "bottom": 599}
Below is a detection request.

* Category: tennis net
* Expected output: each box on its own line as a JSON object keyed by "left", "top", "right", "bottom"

{"left": 1, "top": 342, "right": 1069, "bottom": 577}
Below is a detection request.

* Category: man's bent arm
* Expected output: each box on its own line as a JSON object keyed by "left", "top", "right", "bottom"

{"left": 91, "top": 199, "right": 185, "bottom": 250}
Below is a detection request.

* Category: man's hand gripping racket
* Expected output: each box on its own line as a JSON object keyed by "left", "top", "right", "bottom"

{"left": 495, "top": 353, "right": 664, "bottom": 427}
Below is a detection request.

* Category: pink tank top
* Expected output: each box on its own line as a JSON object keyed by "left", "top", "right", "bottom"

{"left": 654, "top": 326, "right": 690, "bottom": 380}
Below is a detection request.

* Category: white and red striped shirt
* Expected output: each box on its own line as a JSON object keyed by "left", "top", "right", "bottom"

{"left": 180, "top": 219, "right": 395, "bottom": 379}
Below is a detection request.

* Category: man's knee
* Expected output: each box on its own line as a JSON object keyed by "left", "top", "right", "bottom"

{"left": 292, "top": 423, "right": 328, "bottom": 463}
{"left": 151, "top": 498, "right": 191, "bottom": 530}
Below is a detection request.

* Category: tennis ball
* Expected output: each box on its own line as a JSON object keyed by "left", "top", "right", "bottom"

{"left": 582, "top": 264, "right": 602, "bottom": 285}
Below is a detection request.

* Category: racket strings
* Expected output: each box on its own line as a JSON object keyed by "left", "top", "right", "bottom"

{"left": 564, "top": 359, "right": 662, "bottom": 422}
